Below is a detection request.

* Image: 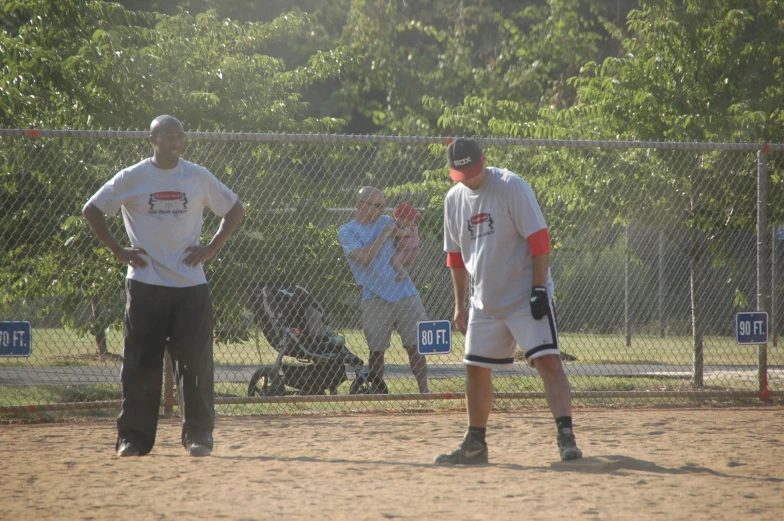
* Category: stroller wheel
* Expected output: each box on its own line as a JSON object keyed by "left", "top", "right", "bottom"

{"left": 350, "top": 372, "right": 389, "bottom": 394}
{"left": 248, "top": 368, "right": 285, "bottom": 397}
{"left": 348, "top": 374, "right": 389, "bottom": 394}
{"left": 349, "top": 373, "right": 376, "bottom": 394}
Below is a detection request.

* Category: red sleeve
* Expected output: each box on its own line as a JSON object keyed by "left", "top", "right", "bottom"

{"left": 527, "top": 228, "right": 551, "bottom": 256}
{"left": 446, "top": 252, "right": 465, "bottom": 269}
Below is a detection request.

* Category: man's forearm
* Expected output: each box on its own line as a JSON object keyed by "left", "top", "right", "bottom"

{"left": 531, "top": 254, "right": 549, "bottom": 287}
{"left": 351, "top": 229, "right": 392, "bottom": 264}
{"left": 82, "top": 203, "right": 123, "bottom": 254}
{"left": 207, "top": 200, "right": 244, "bottom": 251}
{"left": 451, "top": 267, "right": 469, "bottom": 310}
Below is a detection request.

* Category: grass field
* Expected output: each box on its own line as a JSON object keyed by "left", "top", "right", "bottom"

{"left": 1, "top": 327, "right": 780, "bottom": 420}
{"left": 2, "top": 327, "right": 782, "bottom": 367}
{"left": 0, "top": 373, "right": 737, "bottom": 419}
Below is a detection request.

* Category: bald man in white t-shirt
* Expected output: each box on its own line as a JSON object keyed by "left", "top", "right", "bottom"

{"left": 434, "top": 138, "right": 582, "bottom": 465}
{"left": 83, "top": 115, "right": 244, "bottom": 458}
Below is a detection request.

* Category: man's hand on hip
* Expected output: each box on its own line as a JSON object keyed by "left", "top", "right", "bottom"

{"left": 114, "top": 247, "right": 148, "bottom": 269}
{"left": 183, "top": 244, "right": 218, "bottom": 266}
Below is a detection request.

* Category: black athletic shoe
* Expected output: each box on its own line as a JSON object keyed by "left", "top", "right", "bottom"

{"left": 186, "top": 442, "right": 211, "bottom": 457}
{"left": 117, "top": 441, "right": 140, "bottom": 457}
{"left": 434, "top": 432, "right": 488, "bottom": 465}
{"left": 557, "top": 430, "right": 583, "bottom": 461}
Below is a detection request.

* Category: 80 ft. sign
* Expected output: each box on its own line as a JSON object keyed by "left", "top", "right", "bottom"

{"left": 417, "top": 320, "right": 452, "bottom": 355}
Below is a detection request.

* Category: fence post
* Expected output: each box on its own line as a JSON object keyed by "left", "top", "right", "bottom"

{"left": 757, "top": 148, "right": 771, "bottom": 401}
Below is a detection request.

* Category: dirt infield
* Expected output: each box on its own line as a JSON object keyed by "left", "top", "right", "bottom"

{"left": 2, "top": 407, "right": 783, "bottom": 521}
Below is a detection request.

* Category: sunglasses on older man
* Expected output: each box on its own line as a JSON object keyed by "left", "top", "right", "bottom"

{"left": 360, "top": 200, "right": 384, "bottom": 208}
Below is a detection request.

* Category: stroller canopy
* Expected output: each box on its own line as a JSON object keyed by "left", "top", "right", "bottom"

{"left": 252, "top": 282, "right": 337, "bottom": 353}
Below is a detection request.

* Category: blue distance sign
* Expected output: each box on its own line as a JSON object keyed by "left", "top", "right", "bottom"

{"left": 0, "top": 321, "right": 32, "bottom": 357}
{"left": 417, "top": 320, "right": 452, "bottom": 355}
{"left": 736, "top": 312, "right": 768, "bottom": 345}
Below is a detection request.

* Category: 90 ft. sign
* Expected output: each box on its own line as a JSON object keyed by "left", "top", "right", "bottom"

{"left": 736, "top": 312, "right": 768, "bottom": 345}
{"left": 0, "top": 321, "right": 32, "bottom": 357}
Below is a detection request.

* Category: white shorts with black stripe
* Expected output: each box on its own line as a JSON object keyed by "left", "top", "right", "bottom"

{"left": 464, "top": 305, "right": 560, "bottom": 369}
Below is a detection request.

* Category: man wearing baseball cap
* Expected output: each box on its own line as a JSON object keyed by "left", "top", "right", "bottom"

{"left": 435, "top": 138, "right": 582, "bottom": 464}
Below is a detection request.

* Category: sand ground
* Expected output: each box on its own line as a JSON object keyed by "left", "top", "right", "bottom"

{"left": 2, "top": 407, "right": 783, "bottom": 521}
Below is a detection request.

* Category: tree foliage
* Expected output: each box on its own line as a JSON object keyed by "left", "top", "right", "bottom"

{"left": 3, "top": 0, "right": 784, "bottom": 352}
{"left": 0, "top": 0, "right": 354, "bottom": 131}
{"left": 565, "top": 0, "right": 784, "bottom": 144}
{"left": 0, "top": 0, "right": 361, "bottom": 346}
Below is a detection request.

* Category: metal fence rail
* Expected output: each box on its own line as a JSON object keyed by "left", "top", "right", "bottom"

{"left": 1, "top": 130, "right": 782, "bottom": 416}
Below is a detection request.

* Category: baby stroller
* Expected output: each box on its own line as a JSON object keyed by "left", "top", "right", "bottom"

{"left": 248, "top": 282, "right": 374, "bottom": 396}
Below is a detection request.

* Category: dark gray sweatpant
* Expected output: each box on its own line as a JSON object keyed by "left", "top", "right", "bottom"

{"left": 116, "top": 279, "right": 215, "bottom": 455}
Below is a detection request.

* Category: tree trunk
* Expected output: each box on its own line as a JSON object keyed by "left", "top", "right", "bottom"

{"left": 625, "top": 224, "right": 632, "bottom": 347}
{"left": 690, "top": 155, "right": 705, "bottom": 388}
{"left": 91, "top": 296, "right": 107, "bottom": 357}
{"left": 659, "top": 229, "right": 666, "bottom": 338}
{"left": 690, "top": 235, "right": 705, "bottom": 388}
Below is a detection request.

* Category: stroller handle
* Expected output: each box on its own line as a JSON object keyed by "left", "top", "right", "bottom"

{"left": 284, "top": 328, "right": 364, "bottom": 368}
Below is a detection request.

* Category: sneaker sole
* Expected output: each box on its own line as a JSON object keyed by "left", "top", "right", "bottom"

{"left": 560, "top": 449, "right": 583, "bottom": 461}
{"left": 117, "top": 449, "right": 139, "bottom": 457}
{"left": 188, "top": 447, "right": 211, "bottom": 457}
{"left": 433, "top": 459, "right": 489, "bottom": 465}
{"left": 433, "top": 454, "right": 489, "bottom": 465}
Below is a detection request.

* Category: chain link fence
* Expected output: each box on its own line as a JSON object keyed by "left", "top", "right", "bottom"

{"left": 1, "top": 130, "right": 782, "bottom": 417}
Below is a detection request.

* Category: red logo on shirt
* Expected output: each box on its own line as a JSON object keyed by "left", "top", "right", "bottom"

{"left": 467, "top": 212, "right": 494, "bottom": 239}
{"left": 470, "top": 213, "right": 490, "bottom": 225}
{"left": 153, "top": 191, "right": 185, "bottom": 201}
{"left": 149, "top": 191, "right": 188, "bottom": 214}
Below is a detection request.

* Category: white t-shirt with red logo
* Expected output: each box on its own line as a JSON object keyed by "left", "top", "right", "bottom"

{"left": 443, "top": 167, "right": 554, "bottom": 318}
{"left": 88, "top": 158, "right": 238, "bottom": 288}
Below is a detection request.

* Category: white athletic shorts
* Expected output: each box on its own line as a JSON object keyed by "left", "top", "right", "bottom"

{"left": 464, "top": 304, "right": 561, "bottom": 369}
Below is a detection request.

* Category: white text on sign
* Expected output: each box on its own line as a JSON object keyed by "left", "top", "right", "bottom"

{"left": 417, "top": 320, "right": 452, "bottom": 355}
{"left": 0, "top": 330, "right": 28, "bottom": 348}
{"left": 737, "top": 320, "right": 765, "bottom": 337}
{"left": 421, "top": 329, "right": 448, "bottom": 346}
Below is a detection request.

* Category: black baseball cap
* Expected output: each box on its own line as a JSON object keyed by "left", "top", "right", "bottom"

{"left": 447, "top": 138, "right": 485, "bottom": 181}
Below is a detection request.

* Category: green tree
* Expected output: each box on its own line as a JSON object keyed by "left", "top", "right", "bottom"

{"left": 429, "top": 0, "right": 637, "bottom": 137}
{"left": 545, "top": 0, "right": 784, "bottom": 384}
{"left": 0, "top": 0, "right": 359, "bottom": 353}
{"left": 324, "top": 1, "right": 638, "bottom": 212}
{"left": 1, "top": 1, "right": 350, "bottom": 131}
{"left": 566, "top": 0, "right": 784, "bottom": 143}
